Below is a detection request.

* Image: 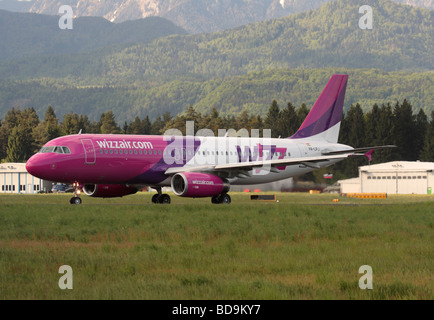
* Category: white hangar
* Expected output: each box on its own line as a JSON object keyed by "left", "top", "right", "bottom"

{"left": 339, "top": 161, "right": 434, "bottom": 195}
{"left": 0, "top": 162, "right": 51, "bottom": 194}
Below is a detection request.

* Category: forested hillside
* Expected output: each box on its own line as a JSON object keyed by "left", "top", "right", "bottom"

{"left": 0, "top": 69, "right": 432, "bottom": 123}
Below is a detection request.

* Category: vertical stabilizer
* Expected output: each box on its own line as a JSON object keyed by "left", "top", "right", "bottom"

{"left": 290, "top": 74, "right": 348, "bottom": 143}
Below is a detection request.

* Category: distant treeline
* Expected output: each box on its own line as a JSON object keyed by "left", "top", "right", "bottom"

{"left": 1, "top": 69, "right": 432, "bottom": 124}
{"left": 1, "top": 99, "right": 433, "bottom": 182}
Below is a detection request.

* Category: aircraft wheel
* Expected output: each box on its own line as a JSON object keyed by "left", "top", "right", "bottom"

{"left": 211, "top": 195, "right": 219, "bottom": 204}
{"left": 159, "top": 194, "right": 171, "bottom": 204}
{"left": 151, "top": 194, "right": 160, "bottom": 204}
{"left": 70, "top": 197, "right": 82, "bottom": 205}
{"left": 220, "top": 194, "right": 231, "bottom": 204}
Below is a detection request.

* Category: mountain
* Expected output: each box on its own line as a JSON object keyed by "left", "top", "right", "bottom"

{"left": 0, "top": 0, "right": 432, "bottom": 122}
{"left": 1, "top": 0, "right": 432, "bottom": 34}
{"left": 0, "top": 10, "right": 187, "bottom": 61}
{"left": 1, "top": 0, "right": 431, "bottom": 81}
{"left": 0, "top": 0, "right": 34, "bottom": 12}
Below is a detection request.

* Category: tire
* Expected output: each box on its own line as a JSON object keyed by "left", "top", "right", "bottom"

{"left": 71, "top": 197, "right": 82, "bottom": 205}
{"left": 152, "top": 194, "right": 160, "bottom": 204}
{"left": 220, "top": 194, "right": 231, "bottom": 204}
{"left": 211, "top": 195, "right": 219, "bottom": 204}
{"left": 159, "top": 194, "right": 171, "bottom": 204}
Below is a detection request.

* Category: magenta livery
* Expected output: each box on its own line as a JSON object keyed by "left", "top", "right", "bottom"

{"left": 26, "top": 75, "right": 394, "bottom": 204}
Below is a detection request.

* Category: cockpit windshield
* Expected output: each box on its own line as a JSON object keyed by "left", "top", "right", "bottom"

{"left": 39, "top": 146, "right": 71, "bottom": 154}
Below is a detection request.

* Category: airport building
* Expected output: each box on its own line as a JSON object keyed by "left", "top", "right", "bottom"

{"left": 338, "top": 161, "right": 434, "bottom": 194}
{"left": 0, "top": 162, "right": 51, "bottom": 194}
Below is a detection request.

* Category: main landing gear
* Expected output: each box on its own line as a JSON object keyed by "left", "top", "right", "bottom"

{"left": 69, "top": 182, "right": 82, "bottom": 205}
{"left": 211, "top": 193, "right": 231, "bottom": 204}
{"left": 151, "top": 187, "right": 171, "bottom": 204}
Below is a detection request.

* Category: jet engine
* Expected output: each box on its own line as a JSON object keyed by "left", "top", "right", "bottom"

{"left": 171, "top": 172, "right": 230, "bottom": 197}
{"left": 83, "top": 184, "right": 138, "bottom": 198}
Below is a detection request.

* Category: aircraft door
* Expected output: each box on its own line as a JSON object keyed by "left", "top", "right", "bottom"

{"left": 81, "top": 139, "right": 96, "bottom": 165}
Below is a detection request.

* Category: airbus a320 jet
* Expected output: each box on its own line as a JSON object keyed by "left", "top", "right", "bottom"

{"left": 26, "top": 74, "right": 394, "bottom": 204}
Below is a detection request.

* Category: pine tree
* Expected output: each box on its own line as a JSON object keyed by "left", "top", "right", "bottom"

{"left": 5, "top": 126, "right": 32, "bottom": 162}
{"left": 420, "top": 111, "right": 434, "bottom": 162}
{"left": 338, "top": 104, "right": 366, "bottom": 177}
{"left": 0, "top": 120, "right": 6, "bottom": 161}
{"left": 141, "top": 115, "right": 152, "bottom": 135}
{"left": 365, "top": 103, "right": 380, "bottom": 147}
{"left": 415, "top": 108, "right": 428, "bottom": 160}
{"left": 279, "top": 102, "right": 299, "bottom": 138}
{"left": 236, "top": 110, "right": 250, "bottom": 131}
{"left": 392, "top": 99, "right": 416, "bottom": 160}
{"left": 151, "top": 115, "right": 166, "bottom": 135}
{"left": 127, "top": 116, "right": 143, "bottom": 134}
{"left": 33, "top": 106, "right": 62, "bottom": 149}
{"left": 100, "top": 111, "right": 121, "bottom": 134}
{"left": 264, "top": 100, "right": 281, "bottom": 138}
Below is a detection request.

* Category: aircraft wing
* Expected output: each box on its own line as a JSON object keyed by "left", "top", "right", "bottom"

{"left": 164, "top": 154, "right": 349, "bottom": 175}
{"left": 321, "top": 145, "right": 396, "bottom": 156}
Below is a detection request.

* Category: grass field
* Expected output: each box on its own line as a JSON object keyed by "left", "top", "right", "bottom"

{"left": 0, "top": 192, "right": 432, "bottom": 300}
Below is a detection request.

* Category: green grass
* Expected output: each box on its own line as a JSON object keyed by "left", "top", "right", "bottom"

{"left": 0, "top": 192, "right": 432, "bottom": 299}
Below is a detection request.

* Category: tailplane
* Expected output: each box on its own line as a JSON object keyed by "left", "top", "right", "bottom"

{"left": 290, "top": 74, "right": 348, "bottom": 143}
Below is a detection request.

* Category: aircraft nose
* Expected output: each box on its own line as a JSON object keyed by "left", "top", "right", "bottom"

{"left": 26, "top": 155, "right": 43, "bottom": 178}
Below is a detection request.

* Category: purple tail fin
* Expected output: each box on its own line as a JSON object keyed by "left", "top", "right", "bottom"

{"left": 290, "top": 74, "right": 348, "bottom": 143}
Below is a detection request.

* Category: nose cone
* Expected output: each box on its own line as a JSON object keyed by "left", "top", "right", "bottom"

{"left": 26, "top": 154, "right": 44, "bottom": 179}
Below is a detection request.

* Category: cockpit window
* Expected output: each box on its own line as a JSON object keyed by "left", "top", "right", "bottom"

{"left": 39, "top": 146, "right": 71, "bottom": 154}
{"left": 53, "top": 146, "right": 63, "bottom": 154}
{"left": 62, "top": 146, "right": 71, "bottom": 154}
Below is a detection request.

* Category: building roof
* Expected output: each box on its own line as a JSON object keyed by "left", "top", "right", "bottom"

{"left": 360, "top": 161, "right": 434, "bottom": 172}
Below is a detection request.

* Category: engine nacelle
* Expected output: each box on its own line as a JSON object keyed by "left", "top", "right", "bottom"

{"left": 83, "top": 184, "right": 138, "bottom": 198}
{"left": 171, "top": 172, "right": 230, "bottom": 198}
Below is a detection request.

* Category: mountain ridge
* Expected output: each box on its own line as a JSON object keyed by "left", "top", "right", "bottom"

{"left": 1, "top": 0, "right": 430, "bottom": 82}
{"left": 1, "top": 0, "right": 432, "bottom": 33}
{"left": 0, "top": 9, "right": 187, "bottom": 61}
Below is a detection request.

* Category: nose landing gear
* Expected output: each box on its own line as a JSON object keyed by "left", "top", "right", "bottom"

{"left": 69, "top": 182, "right": 82, "bottom": 205}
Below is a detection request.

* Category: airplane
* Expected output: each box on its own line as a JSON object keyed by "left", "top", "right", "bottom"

{"left": 26, "top": 74, "right": 395, "bottom": 205}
